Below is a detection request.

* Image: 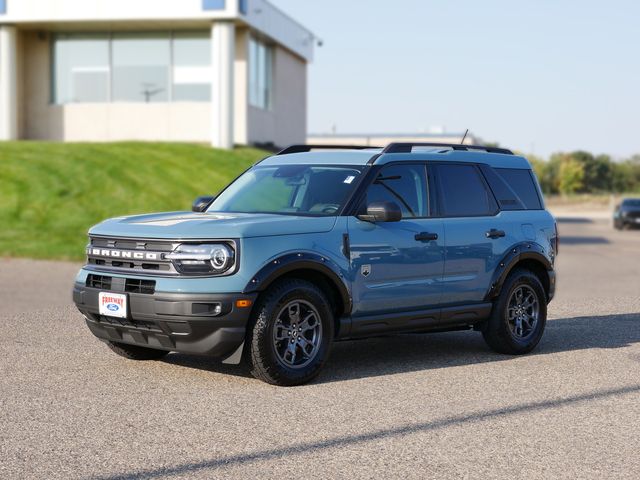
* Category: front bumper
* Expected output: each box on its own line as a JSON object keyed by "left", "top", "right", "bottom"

{"left": 73, "top": 283, "right": 257, "bottom": 359}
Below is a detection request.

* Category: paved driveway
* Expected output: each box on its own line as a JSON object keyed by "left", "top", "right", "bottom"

{"left": 1, "top": 219, "right": 639, "bottom": 479}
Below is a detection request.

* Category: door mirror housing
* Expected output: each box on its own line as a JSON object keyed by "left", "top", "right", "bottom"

{"left": 192, "top": 196, "right": 215, "bottom": 212}
{"left": 357, "top": 201, "right": 402, "bottom": 223}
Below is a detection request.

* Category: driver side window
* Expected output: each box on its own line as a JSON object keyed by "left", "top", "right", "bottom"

{"left": 364, "top": 164, "right": 429, "bottom": 218}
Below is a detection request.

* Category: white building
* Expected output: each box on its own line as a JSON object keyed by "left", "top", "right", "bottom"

{"left": 0, "top": 0, "right": 315, "bottom": 148}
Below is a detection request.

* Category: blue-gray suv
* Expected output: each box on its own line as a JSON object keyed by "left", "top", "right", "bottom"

{"left": 73, "top": 143, "right": 558, "bottom": 386}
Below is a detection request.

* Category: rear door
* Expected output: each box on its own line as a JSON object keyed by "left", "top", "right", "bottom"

{"left": 348, "top": 163, "right": 445, "bottom": 320}
{"left": 434, "top": 163, "right": 514, "bottom": 305}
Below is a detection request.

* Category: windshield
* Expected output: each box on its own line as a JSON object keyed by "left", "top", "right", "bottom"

{"left": 622, "top": 199, "right": 640, "bottom": 207}
{"left": 208, "top": 165, "right": 364, "bottom": 216}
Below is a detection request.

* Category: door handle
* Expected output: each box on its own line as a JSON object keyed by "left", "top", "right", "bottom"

{"left": 486, "top": 229, "right": 506, "bottom": 239}
{"left": 415, "top": 232, "right": 439, "bottom": 242}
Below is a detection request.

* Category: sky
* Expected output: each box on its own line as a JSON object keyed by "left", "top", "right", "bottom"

{"left": 269, "top": 0, "right": 640, "bottom": 159}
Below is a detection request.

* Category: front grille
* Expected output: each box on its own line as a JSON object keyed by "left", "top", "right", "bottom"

{"left": 125, "top": 279, "right": 156, "bottom": 295}
{"left": 86, "top": 274, "right": 156, "bottom": 295}
{"left": 87, "top": 274, "right": 112, "bottom": 290}
{"left": 87, "top": 236, "right": 178, "bottom": 275}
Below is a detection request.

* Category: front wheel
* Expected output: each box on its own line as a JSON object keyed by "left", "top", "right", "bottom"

{"left": 247, "top": 279, "right": 334, "bottom": 386}
{"left": 482, "top": 269, "right": 547, "bottom": 355}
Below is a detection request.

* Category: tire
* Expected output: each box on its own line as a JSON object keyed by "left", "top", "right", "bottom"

{"left": 482, "top": 268, "right": 547, "bottom": 355}
{"left": 247, "top": 279, "right": 334, "bottom": 386}
{"left": 106, "top": 341, "right": 169, "bottom": 361}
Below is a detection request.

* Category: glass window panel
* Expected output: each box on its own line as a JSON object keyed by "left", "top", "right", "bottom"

{"left": 264, "top": 46, "right": 273, "bottom": 109}
{"left": 437, "top": 165, "right": 497, "bottom": 217}
{"left": 172, "top": 32, "right": 212, "bottom": 102}
{"left": 365, "top": 165, "right": 428, "bottom": 218}
{"left": 249, "top": 37, "right": 273, "bottom": 109}
{"left": 112, "top": 33, "right": 170, "bottom": 103}
{"left": 53, "top": 34, "right": 109, "bottom": 104}
{"left": 249, "top": 39, "right": 259, "bottom": 106}
{"left": 257, "top": 43, "right": 266, "bottom": 108}
{"left": 495, "top": 168, "right": 543, "bottom": 210}
{"left": 211, "top": 166, "right": 363, "bottom": 216}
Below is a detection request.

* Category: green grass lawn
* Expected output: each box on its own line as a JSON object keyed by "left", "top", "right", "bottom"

{"left": 0, "top": 142, "right": 267, "bottom": 260}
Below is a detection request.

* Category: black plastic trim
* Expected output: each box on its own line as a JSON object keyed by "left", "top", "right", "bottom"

{"left": 382, "top": 143, "right": 514, "bottom": 155}
{"left": 73, "top": 285, "right": 258, "bottom": 358}
{"left": 346, "top": 303, "right": 492, "bottom": 339}
{"left": 484, "top": 242, "right": 554, "bottom": 302}
{"left": 243, "top": 252, "right": 352, "bottom": 313}
{"left": 277, "top": 145, "right": 381, "bottom": 155}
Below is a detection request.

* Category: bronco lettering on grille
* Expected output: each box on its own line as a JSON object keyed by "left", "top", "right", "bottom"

{"left": 90, "top": 248, "right": 159, "bottom": 261}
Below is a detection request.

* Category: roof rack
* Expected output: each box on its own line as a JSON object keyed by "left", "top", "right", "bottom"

{"left": 277, "top": 145, "right": 380, "bottom": 155}
{"left": 381, "top": 143, "right": 513, "bottom": 155}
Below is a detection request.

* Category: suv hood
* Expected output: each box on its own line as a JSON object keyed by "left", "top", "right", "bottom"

{"left": 89, "top": 211, "right": 337, "bottom": 240}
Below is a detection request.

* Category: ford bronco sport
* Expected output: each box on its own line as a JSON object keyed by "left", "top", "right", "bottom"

{"left": 73, "top": 143, "right": 558, "bottom": 386}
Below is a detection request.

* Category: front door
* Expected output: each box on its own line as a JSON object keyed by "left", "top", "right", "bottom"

{"left": 348, "top": 163, "right": 445, "bottom": 320}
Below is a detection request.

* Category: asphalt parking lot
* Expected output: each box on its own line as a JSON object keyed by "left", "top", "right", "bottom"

{"left": 1, "top": 218, "right": 639, "bottom": 479}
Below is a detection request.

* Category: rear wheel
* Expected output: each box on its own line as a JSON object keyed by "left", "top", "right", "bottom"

{"left": 482, "top": 269, "right": 547, "bottom": 355}
{"left": 247, "top": 279, "right": 334, "bottom": 386}
{"left": 106, "top": 341, "right": 169, "bottom": 361}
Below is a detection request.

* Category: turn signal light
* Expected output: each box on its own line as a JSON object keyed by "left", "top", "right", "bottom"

{"left": 236, "top": 299, "right": 253, "bottom": 308}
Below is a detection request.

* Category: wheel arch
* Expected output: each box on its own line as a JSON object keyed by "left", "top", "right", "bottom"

{"left": 485, "top": 243, "right": 555, "bottom": 303}
{"left": 243, "top": 253, "right": 352, "bottom": 336}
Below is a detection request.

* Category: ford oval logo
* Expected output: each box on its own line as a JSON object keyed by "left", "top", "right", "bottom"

{"left": 106, "top": 304, "right": 120, "bottom": 312}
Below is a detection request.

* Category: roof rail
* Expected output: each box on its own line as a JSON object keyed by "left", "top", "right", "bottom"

{"left": 381, "top": 143, "right": 513, "bottom": 155}
{"left": 277, "top": 144, "right": 380, "bottom": 155}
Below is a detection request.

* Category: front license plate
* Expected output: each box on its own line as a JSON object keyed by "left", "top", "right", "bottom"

{"left": 635, "top": 218, "right": 640, "bottom": 223}
{"left": 99, "top": 292, "right": 128, "bottom": 319}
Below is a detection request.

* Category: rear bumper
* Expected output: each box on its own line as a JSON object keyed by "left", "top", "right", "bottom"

{"left": 73, "top": 284, "right": 257, "bottom": 358}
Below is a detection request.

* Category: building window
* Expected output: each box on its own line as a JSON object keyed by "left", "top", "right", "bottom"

{"left": 53, "top": 34, "right": 110, "bottom": 104}
{"left": 112, "top": 33, "right": 171, "bottom": 103}
{"left": 52, "top": 32, "right": 212, "bottom": 104}
{"left": 249, "top": 37, "right": 273, "bottom": 110}
{"left": 172, "top": 32, "right": 212, "bottom": 102}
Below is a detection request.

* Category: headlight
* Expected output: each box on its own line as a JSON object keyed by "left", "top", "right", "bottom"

{"left": 165, "top": 243, "right": 236, "bottom": 275}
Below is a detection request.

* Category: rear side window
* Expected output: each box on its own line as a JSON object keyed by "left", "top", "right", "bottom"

{"left": 495, "top": 168, "right": 542, "bottom": 210}
{"left": 436, "top": 164, "right": 497, "bottom": 217}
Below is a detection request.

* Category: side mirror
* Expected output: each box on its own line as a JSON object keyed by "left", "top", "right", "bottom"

{"left": 192, "top": 195, "right": 215, "bottom": 213}
{"left": 357, "top": 201, "right": 402, "bottom": 223}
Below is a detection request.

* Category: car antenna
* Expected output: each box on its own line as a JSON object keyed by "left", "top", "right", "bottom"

{"left": 460, "top": 129, "right": 469, "bottom": 144}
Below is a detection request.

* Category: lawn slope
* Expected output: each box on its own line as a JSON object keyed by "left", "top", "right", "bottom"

{"left": 0, "top": 142, "right": 267, "bottom": 260}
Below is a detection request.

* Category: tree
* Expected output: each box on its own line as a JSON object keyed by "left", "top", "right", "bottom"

{"left": 528, "top": 154, "right": 553, "bottom": 194}
{"left": 558, "top": 157, "right": 585, "bottom": 194}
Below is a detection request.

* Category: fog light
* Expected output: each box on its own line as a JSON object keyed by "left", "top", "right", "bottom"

{"left": 192, "top": 302, "right": 223, "bottom": 316}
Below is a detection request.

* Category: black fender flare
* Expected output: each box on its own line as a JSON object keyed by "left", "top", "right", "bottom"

{"left": 243, "top": 252, "right": 352, "bottom": 313}
{"left": 484, "top": 242, "right": 554, "bottom": 301}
